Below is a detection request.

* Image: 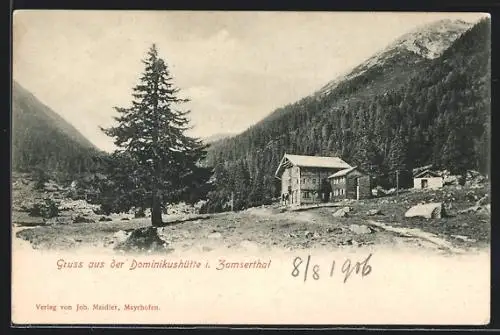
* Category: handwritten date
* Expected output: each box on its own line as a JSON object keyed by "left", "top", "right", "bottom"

{"left": 291, "top": 253, "right": 373, "bottom": 283}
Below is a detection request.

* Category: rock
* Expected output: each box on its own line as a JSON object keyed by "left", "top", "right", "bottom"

{"left": 458, "top": 205, "right": 482, "bottom": 214}
{"left": 304, "top": 231, "right": 314, "bottom": 239}
{"left": 386, "top": 188, "right": 396, "bottom": 195}
{"left": 480, "top": 204, "right": 490, "bottom": 216}
{"left": 466, "top": 191, "right": 478, "bottom": 202}
{"left": 208, "top": 232, "right": 222, "bottom": 239}
{"left": 73, "top": 215, "right": 95, "bottom": 223}
{"left": 114, "top": 230, "right": 131, "bottom": 241}
{"left": 202, "top": 246, "right": 213, "bottom": 252}
{"left": 342, "top": 238, "right": 359, "bottom": 246}
{"left": 349, "top": 224, "right": 373, "bottom": 234}
{"left": 451, "top": 234, "right": 477, "bottom": 243}
{"left": 404, "top": 202, "right": 445, "bottom": 219}
{"left": 99, "top": 216, "right": 113, "bottom": 222}
{"left": 366, "top": 209, "right": 382, "bottom": 216}
{"left": 114, "top": 227, "right": 168, "bottom": 253}
{"left": 327, "top": 227, "right": 342, "bottom": 234}
{"left": 240, "top": 240, "right": 260, "bottom": 252}
{"left": 443, "top": 175, "right": 460, "bottom": 186}
{"left": 464, "top": 170, "right": 485, "bottom": 186}
{"left": 121, "top": 217, "right": 130, "bottom": 221}
{"left": 476, "top": 194, "right": 489, "bottom": 207}
{"left": 44, "top": 182, "right": 61, "bottom": 192}
{"left": 332, "top": 208, "right": 349, "bottom": 217}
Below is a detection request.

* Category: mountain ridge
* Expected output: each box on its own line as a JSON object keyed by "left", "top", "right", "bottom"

{"left": 12, "top": 80, "right": 98, "bottom": 150}
{"left": 12, "top": 80, "right": 104, "bottom": 181}
{"left": 315, "top": 18, "right": 474, "bottom": 98}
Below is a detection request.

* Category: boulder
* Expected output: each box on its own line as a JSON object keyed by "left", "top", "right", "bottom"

{"left": 208, "top": 232, "right": 222, "bottom": 239}
{"left": 44, "top": 181, "right": 62, "bottom": 192}
{"left": 349, "top": 224, "right": 373, "bottom": 234}
{"left": 73, "top": 215, "right": 94, "bottom": 223}
{"left": 386, "top": 188, "right": 396, "bottom": 195}
{"left": 404, "top": 202, "right": 445, "bottom": 219}
{"left": 99, "top": 216, "right": 113, "bottom": 222}
{"left": 479, "top": 204, "right": 490, "bottom": 216}
{"left": 476, "top": 194, "right": 489, "bottom": 207}
{"left": 114, "top": 230, "right": 131, "bottom": 241}
{"left": 366, "top": 209, "right": 382, "bottom": 216}
{"left": 466, "top": 191, "right": 478, "bottom": 202}
{"left": 443, "top": 175, "right": 460, "bottom": 186}
{"left": 114, "top": 227, "right": 168, "bottom": 253}
{"left": 332, "top": 207, "right": 350, "bottom": 217}
{"left": 458, "top": 206, "right": 482, "bottom": 214}
{"left": 240, "top": 240, "right": 260, "bottom": 252}
{"left": 451, "top": 234, "right": 477, "bottom": 243}
{"left": 464, "top": 170, "right": 485, "bottom": 186}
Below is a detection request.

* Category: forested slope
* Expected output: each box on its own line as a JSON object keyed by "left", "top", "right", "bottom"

{"left": 12, "top": 81, "right": 106, "bottom": 182}
{"left": 202, "top": 19, "right": 490, "bottom": 213}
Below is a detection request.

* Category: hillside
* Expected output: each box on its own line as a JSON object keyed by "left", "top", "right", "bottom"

{"left": 203, "top": 132, "right": 235, "bottom": 144}
{"left": 203, "top": 18, "right": 490, "bottom": 213}
{"left": 12, "top": 80, "right": 105, "bottom": 182}
{"left": 315, "top": 19, "right": 473, "bottom": 98}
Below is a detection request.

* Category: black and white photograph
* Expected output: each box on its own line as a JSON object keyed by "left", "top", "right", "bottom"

{"left": 11, "top": 11, "right": 491, "bottom": 325}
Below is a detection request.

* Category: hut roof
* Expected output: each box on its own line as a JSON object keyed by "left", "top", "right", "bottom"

{"left": 275, "top": 154, "right": 351, "bottom": 178}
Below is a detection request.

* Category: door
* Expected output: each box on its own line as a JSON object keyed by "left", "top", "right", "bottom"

{"left": 356, "top": 177, "right": 360, "bottom": 200}
{"left": 421, "top": 179, "right": 428, "bottom": 189}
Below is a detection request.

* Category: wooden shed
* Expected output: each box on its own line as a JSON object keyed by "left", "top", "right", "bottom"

{"left": 328, "top": 166, "right": 371, "bottom": 201}
{"left": 413, "top": 170, "right": 443, "bottom": 190}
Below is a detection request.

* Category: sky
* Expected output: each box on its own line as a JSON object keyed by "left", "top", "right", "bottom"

{"left": 12, "top": 11, "right": 488, "bottom": 152}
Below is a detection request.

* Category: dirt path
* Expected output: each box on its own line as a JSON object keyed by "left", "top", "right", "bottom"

{"left": 13, "top": 204, "right": 483, "bottom": 256}
{"left": 365, "top": 220, "right": 466, "bottom": 254}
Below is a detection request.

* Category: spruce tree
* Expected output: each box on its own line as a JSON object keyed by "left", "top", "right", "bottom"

{"left": 387, "top": 128, "right": 409, "bottom": 187}
{"left": 101, "top": 44, "right": 209, "bottom": 226}
{"left": 352, "top": 131, "right": 378, "bottom": 174}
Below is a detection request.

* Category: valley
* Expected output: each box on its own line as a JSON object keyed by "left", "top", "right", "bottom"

{"left": 11, "top": 17, "right": 491, "bottom": 256}
{"left": 13, "top": 172, "right": 490, "bottom": 255}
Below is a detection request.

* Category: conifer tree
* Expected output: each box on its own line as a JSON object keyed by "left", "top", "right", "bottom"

{"left": 387, "top": 128, "right": 410, "bottom": 187}
{"left": 101, "top": 44, "right": 209, "bottom": 226}
{"left": 352, "top": 131, "right": 378, "bottom": 174}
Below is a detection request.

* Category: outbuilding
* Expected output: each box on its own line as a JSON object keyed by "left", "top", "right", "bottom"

{"left": 413, "top": 169, "right": 444, "bottom": 190}
{"left": 328, "top": 166, "right": 371, "bottom": 201}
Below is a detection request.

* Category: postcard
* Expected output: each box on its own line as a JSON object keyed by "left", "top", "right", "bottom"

{"left": 11, "top": 10, "right": 491, "bottom": 326}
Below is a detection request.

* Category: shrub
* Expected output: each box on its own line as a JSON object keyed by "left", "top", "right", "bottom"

{"left": 28, "top": 198, "right": 59, "bottom": 218}
{"left": 33, "top": 169, "right": 49, "bottom": 190}
{"left": 134, "top": 208, "right": 146, "bottom": 218}
{"left": 73, "top": 215, "right": 94, "bottom": 223}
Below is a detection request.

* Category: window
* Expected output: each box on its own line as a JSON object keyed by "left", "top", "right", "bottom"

{"left": 303, "top": 191, "right": 309, "bottom": 199}
{"left": 312, "top": 179, "right": 316, "bottom": 184}
{"left": 302, "top": 178, "right": 305, "bottom": 184}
